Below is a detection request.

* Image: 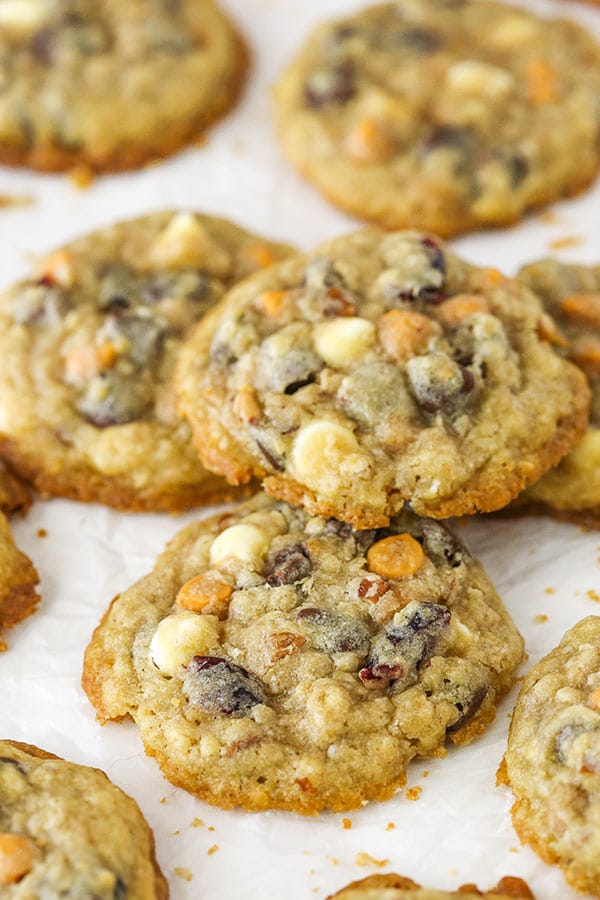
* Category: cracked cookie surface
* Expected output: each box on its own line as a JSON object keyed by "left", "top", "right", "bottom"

{"left": 328, "top": 873, "right": 534, "bottom": 899}
{"left": 83, "top": 493, "right": 523, "bottom": 814}
{"left": 500, "top": 616, "right": 600, "bottom": 897}
{"left": 0, "top": 211, "right": 292, "bottom": 512}
{"left": 0, "top": 0, "right": 247, "bottom": 172}
{"left": 273, "top": 0, "right": 600, "bottom": 237}
{"left": 0, "top": 740, "right": 168, "bottom": 897}
{"left": 517, "top": 259, "right": 600, "bottom": 526}
{"left": 176, "top": 229, "right": 589, "bottom": 527}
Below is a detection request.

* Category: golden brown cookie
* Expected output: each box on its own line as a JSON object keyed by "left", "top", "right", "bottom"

{"left": 273, "top": 0, "right": 600, "bottom": 237}
{"left": 327, "top": 873, "right": 534, "bottom": 899}
{"left": 176, "top": 229, "right": 589, "bottom": 528}
{"left": 500, "top": 616, "right": 600, "bottom": 896}
{"left": 83, "top": 493, "right": 523, "bottom": 814}
{"left": 0, "top": 0, "right": 247, "bottom": 173}
{"left": 0, "top": 462, "right": 30, "bottom": 517}
{"left": 0, "top": 740, "right": 168, "bottom": 897}
{"left": 0, "top": 212, "right": 293, "bottom": 512}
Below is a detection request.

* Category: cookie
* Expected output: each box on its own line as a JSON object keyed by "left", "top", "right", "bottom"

{"left": 0, "top": 463, "right": 30, "bottom": 517}
{"left": 499, "top": 616, "right": 600, "bottom": 897}
{"left": 0, "top": 740, "right": 168, "bottom": 897}
{"left": 83, "top": 492, "right": 524, "bottom": 814}
{"left": 0, "top": 513, "right": 39, "bottom": 652}
{"left": 273, "top": 0, "right": 600, "bottom": 237}
{"left": 0, "top": 0, "right": 247, "bottom": 173}
{"left": 0, "top": 212, "right": 293, "bottom": 512}
{"left": 328, "top": 873, "right": 534, "bottom": 899}
{"left": 176, "top": 229, "right": 589, "bottom": 528}
{"left": 515, "top": 259, "right": 600, "bottom": 526}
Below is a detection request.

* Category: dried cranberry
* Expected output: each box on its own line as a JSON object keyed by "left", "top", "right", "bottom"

{"left": 266, "top": 543, "right": 312, "bottom": 586}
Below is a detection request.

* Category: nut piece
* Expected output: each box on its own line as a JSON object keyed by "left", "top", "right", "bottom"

{"left": 377, "top": 309, "right": 434, "bottom": 360}
{"left": 367, "top": 534, "right": 424, "bottom": 578}
{"left": 209, "top": 523, "right": 271, "bottom": 567}
{"left": 0, "top": 832, "right": 40, "bottom": 884}
{"left": 176, "top": 572, "right": 233, "bottom": 618}
{"left": 150, "top": 612, "right": 220, "bottom": 677}
{"left": 313, "top": 317, "right": 376, "bottom": 368}
{"left": 291, "top": 421, "right": 367, "bottom": 493}
{"left": 147, "top": 213, "right": 230, "bottom": 275}
{"left": 233, "top": 387, "right": 261, "bottom": 424}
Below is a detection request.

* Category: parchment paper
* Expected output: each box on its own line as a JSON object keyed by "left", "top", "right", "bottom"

{"left": 2, "top": 1, "right": 600, "bottom": 896}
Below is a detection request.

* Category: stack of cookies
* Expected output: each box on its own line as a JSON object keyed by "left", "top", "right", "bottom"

{"left": 1, "top": 0, "right": 600, "bottom": 897}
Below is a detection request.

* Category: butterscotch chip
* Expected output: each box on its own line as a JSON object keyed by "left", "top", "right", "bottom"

{"left": 0, "top": 740, "right": 167, "bottom": 897}
{"left": 83, "top": 492, "right": 523, "bottom": 814}
{"left": 501, "top": 617, "right": 600, "bottom": 897}
{"left": 367, "top": 534, "right": 424, "bottom": 578}
{"left": 273, "top": 0, "right": 600, "bottom": 237}
{"left": 177, "top": 229, "right": 589, "bottom": 527}
{"left": 0, "top": 212, "right": 293, "bottom": 512}
{"left": 176, "top": 572, "right": 233, "bottom": 617}
{"left": 0, "top": 0, "right": 248, "bottom": 173}
{"left": 327, "top": 873, "right": 535, "bottom": 898}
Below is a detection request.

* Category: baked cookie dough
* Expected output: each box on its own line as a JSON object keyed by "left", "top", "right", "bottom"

{"left": 328, "top": 873, "right": 534, "bottom": 899}
{"left": 273, "top": 0, "right": 600, "bottom": 237}
{"left": 0, "top": 462, "right": 29, "bottom": 517}
{"left": 0, "top": 211, "right": 292, "bottom": 512}
{"left": 0, "top": 740, "right": 168, "bottom": 897}
{"left": 83, "top": 493, "right": 524, "bottom": 814}
{"left": 0, "top": 0, "right": 247, "bottom": 172}
{"left": 517, "top": 259, "right": 600, "bottom": 526}
{"left": 499, "top": 616, "right": 600, "bottom": 897}
{"left": 0, "top": 513, "right": 39, "bottom": 652}
{"left": 176, "top": 229, "right": 589, "bottom": 528}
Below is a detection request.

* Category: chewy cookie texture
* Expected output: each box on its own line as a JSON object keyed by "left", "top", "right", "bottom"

{"left": 0, "top": 0, "right": 247, "bottom": 172}
{"left": 516, "top": 259, "right": 600, "bottom": 526}
{"left": 0, "top": 740, "right": 168, "bottom": 897}
{"left": 0, "top": 211, "right": 292, "bottom": 512}
{"left": 177, "top": 229, "right": 589, "bottom": 528}
{"left": 327, "top": 873, "right": 534, "bottom": 899}
{"left": 273, "top": 0, "right": 600, "bottom": 236}
{"left": 83, "top": 493, "right": 523, "bottom": 814}
{"left": 500, "top": 617, "right": 600, "bottom": 897}
{"left": 0, "top": 465, "right": 38, "bottom": 652}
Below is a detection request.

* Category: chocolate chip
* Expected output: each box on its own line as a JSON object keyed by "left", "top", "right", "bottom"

{"left": 406, "top": 352, "right": 476, "bottom": 417}
{"left": 103, "top": 313, "right": 165, "bottom": 367}
{"left": 263, "top": 348, "right": 322, "bottom": 394}
{"left": 140, "top": 269, "right": 210, "bottom": 306}
{"left": 255, "top": 439, "right": 284, "bottom": 471}
{"left": 360, "top": 601, "right": 451, "bottom": 691}
{"left": 421, "top": 520, "right": 469, "bottom": 567}
{"left": 13, "top": 285, "right": 71, "bottom": 326}
{"left": 304, "top": 63, "right": 356, "bottom": 108}
{"left": 384, "top": 26, "right": 441, "bottom": 52}
{"left": 97, "top": 266, "right": 138, "bottom": 311}
{"left": 446, "top": 684, "right": 488, "bottom": 732}
{"left": 298, "top": 607, "right": 371, "bottom": 655}
{"left": 266, "top": 543, "right": 312, "bottom": 586}
{"left": 30, "top": 28, "right": 54, "bottom": 63}
{"left": 183, "top": 656, "right": 267, "bottom": 717}
{"left": 113, "top": 876, "right": 127, "bottom": 899}
{"left": 77, "top": 371, "right": 154, "bottom": 427}
{"left": 0, "top": 756, "right": 26, "bottom": 775}
{"left": 284, "top": 373, "right": 316, "bottom": 395}
{"left": 325, "top": 518, "right": 353, "bottom": 540}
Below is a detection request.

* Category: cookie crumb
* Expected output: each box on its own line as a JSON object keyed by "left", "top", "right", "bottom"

{"left": 547, "top": 234, "right": 584, "bottom": 251}
{"left": 173, "top": 829, "right": 181, "bottom": 836}
{"left": 329, "top": 857, "right": 340, "bottom": 865}
{"left": 68, "top": 164, "right": 94, "bottom": 190}
{"left": 190, "top": 817, "right": 204, "bottom": 828}
{"left": 422, "top": 770, "right": 429, "bottom": 778}
{"left": 207, "top": 844, "right": 219, "bottom": 856}
{"left": 174, "top": 867, "right": 193, "bottom": 882}
{"left": 534, "top": 614, "right": 548, "bottom": 623}
{"left": 385, "top": 822, "right": 395, "bottom": 831}
{"left": 544, "top": 587, "right": 555, "bottom": 595}
{"left": 159, "top": 797, "right": 167, "bottom": 805}
{"left": 539, "top": 210, "right": 562, "bottom": 225}
{"left": 356, "top": 852, "right": 390, "bottom": 868}
{"left": 208, "top": 825, "right": 215, "bottom": 832}
{"left": 342, "top": 817, "right": 352, "bottom": 830}
{"left": 509, "top": 847, "right": 519, "bottom": 854}
{"left": 406, "top": 785, "right": 422, "bottom": 801}
{"left": 36, "top": 528, "right": 47, "bottom": 538}
{"left": 0, "top": 193, "right": 34, "bottom": 208}
{"left": 587, "top": 589, "right": 600, "bottom": 603}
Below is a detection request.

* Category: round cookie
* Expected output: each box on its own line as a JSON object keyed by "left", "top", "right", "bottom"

{"left": 176, "top": 229, "right": 589, "bottom": 528}
{"left": 273, "top": 0, "right": 600, "bottom": 237}
{"left": 0, "top": 513, "right": 39, "bottom": 652}
{"left": 83, "top": 493, "right": 524, "bottom": 814}
{"left": 328, "top": 873, "right": 534, "bottom": 899}
{"left": 0, "top": 211, "right": 293, "bottom": 512}
{"left": 499, "top": 616, "right": 600, "bottom": 897}
{"left": 0, "top": 0, "right": 247, "bottom": 173}
{"left": 0, "top": 740, "right": 168, "bottom": 897}
{"left": 516, "top": 259, "right": 600, "bottom": 526}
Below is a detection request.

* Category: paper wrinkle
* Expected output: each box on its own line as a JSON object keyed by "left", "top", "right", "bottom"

{"left": 2, "top": 0, "right": 600, "bottom": 896}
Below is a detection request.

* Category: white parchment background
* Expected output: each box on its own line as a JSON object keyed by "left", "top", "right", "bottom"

{"left": 2, "top": 0, "right": 600, "bottom": 896}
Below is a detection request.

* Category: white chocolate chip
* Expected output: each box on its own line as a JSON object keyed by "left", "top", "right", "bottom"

{"left": 291, "top": 420, "right": 368, "bottom": 494}
{"left": 150, "top": 613, "right": 220, "bottom": 677}
{"left": 313, "top": 317, "right": 375, "bottom": 368}
{"left": 147, "top": 213, "right": 231, "bottom": 275}
{"left": 209, "top": 523, "right": 271, "bottom": 567}
{"left": 0, "top": 0, "right": 53, "bottom": 32}
{"left": 444, "top": 60, "right": 514, "bottom": 98}
{"left": 569, "top": 428, "right": 600, "bottom": 468}
{"left": 488, "top": 15, "right": 538, "bottom": 48}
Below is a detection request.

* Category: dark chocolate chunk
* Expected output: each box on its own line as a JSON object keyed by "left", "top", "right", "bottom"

{"left": 267, "top": 543, "right": 312, "bottom": 586}
{"left": 183, "top": 656, "right": 267, "bottom": 717}
{"left": 304, "top": 63, "right": 355, "bottom": 108}
{"left": 298, "top": 607, "right": 371, "bottom": 655}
